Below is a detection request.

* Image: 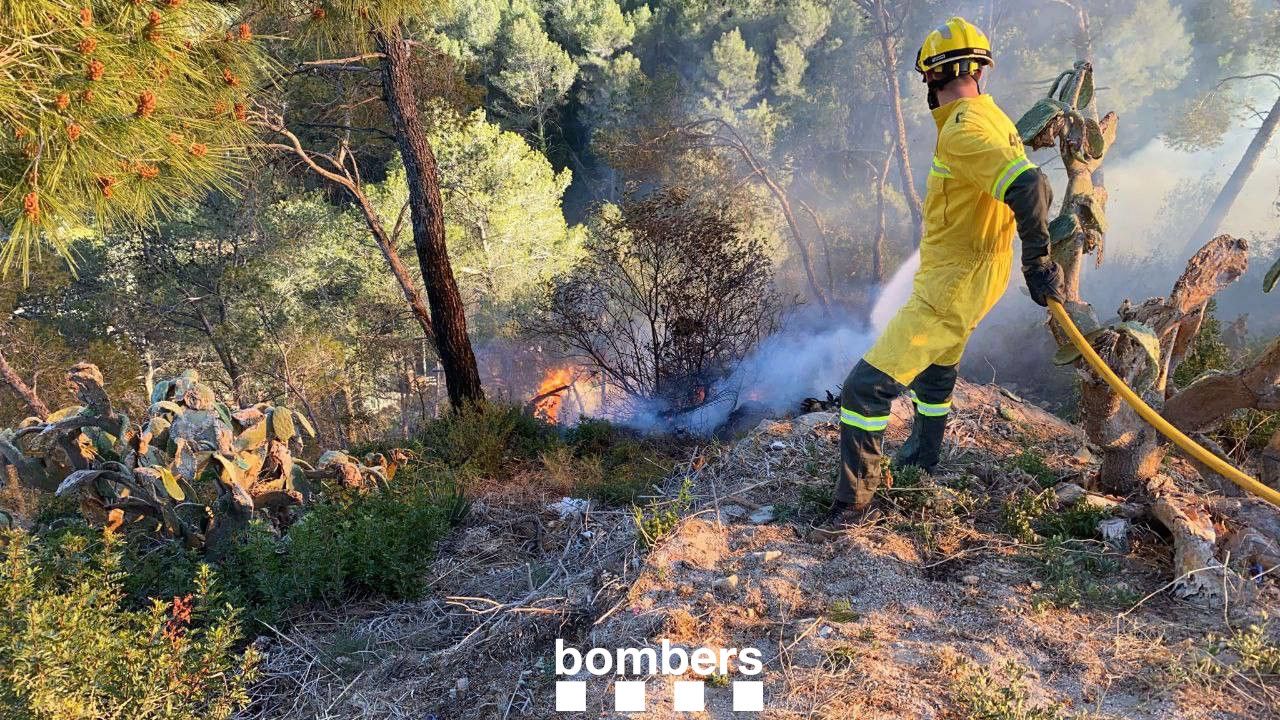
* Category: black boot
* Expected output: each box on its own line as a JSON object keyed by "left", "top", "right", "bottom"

{"left": 894, "top": 363, "right": 957, "bottom": 472}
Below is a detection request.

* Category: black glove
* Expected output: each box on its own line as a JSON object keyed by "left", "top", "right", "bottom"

{"left": 1023, "top": 260, "right": 1065, "bottom": 307}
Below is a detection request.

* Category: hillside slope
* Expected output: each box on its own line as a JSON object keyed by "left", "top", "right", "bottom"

{"left": 248, "top": 380, "right": 1279, "bottom": 719}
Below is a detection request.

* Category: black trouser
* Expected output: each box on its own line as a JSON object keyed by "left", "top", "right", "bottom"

{"left": 836, "top": 360, "right": 957, "bottom": 506}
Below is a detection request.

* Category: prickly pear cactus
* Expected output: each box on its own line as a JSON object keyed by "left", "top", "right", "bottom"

{"left": 0, "top": 363, "right": 401, "bottom": 550}
{"left": 1015, "top": 61, "right": 1118, "bottom": 299}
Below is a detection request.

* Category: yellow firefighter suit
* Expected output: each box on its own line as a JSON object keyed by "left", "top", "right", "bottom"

{"left": 823, "top": 15, "right": 1063, "bottom": 519}
{"left": 864, "top": 94, "right": 1035, "bottom": 386}
{"left": 830, "top": 91, "right": 1050, "bottom": 510}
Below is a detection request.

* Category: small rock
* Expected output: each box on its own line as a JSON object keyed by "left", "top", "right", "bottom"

{"left": 456, "top": 677, "right": 470, "bottom": 693}
{"left": 1072, "top": 446, "right": 1095, "bottom": 464}
{"left": 998, "top": 405, "right": 1019, "bottom": 422}
{"left": 753, "top": 550, "right": 783, "bottom": 563}
{"left": 1082, "top": 493, "right": 1120, "bottom": 511}
{"left": 714, "top": 575, "right": 740, "bottom": 591}
{"left": 999, "top": 387, "right": 1025, "bottom": 403}
{"left": 720, "top": 504, "right": 748, "bottom": 520}
{"left": 748, "top": 506, "right": 777, "bottom": 524}
{"left": 769, "top": 440, "right": 787, "bottom": 451}
{"left": 1029, "top": 580, "right": 1043, "bottom": 591}
{"left": 1053, "top": 482, "right": 1087, "bottom": 506}
{"left": 818, "top": 625, "right": 834, "bottom": 638}
{"left": 961, "top": 574, "right": 980, "bottom": 586}
{"left": 1115, "top": 502, "right": 1146, "bottom": 519}
{"left": 745, "top": 607, "right": 757, "bottom": 619}
{"left": 794, "top": 411, "right": 837, "bottom": 431}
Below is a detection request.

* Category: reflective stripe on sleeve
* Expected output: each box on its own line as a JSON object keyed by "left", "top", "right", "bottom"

{"left": 909, "top": 390, "right": 952, "bottom": 417}
{"left": 840, "top": 407, "right": 890, "bottom": 431}
{"left": 991, "top": 156, "right": 1035, "bottom": 202}
{"left": 930, "top": 156, "right": 954, "bottom": 179}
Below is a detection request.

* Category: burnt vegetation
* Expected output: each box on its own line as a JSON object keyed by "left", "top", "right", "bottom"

{"left": 538, "top": 186, "right": 780, "bottom": 411}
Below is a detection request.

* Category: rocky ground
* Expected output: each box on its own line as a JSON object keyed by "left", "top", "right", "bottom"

{"left": 245, "top": 379, "right": 1280, "bottom": 719}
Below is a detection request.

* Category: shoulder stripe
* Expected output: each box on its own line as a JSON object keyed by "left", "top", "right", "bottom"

{"left": 930, "top": 155, "right": 954, "bottom": 179}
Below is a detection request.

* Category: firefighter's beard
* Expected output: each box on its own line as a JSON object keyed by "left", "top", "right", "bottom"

{"left": 927, "top": 86, "right": 940, "bottom": 110}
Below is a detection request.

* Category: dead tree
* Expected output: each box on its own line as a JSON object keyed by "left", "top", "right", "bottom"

{"left": 1025, "top": 65, "right": 1280, "bottom": 603}
{"left": 1056, "top": 236, "right": 1280, "bottom": 603}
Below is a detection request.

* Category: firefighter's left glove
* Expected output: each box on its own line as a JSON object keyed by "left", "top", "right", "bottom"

{"left": 1023, "top": 259, "right": 1065, "bottom": 307}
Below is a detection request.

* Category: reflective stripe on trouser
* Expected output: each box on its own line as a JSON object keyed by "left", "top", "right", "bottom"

{"left": 895, "top": 363, "right": 958, "bottom": 472}
{"left": 837, "top": 359, "right": 902, "bottom": 507}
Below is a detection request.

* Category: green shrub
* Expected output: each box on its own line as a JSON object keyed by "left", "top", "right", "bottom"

{"left": 948, "top": 659, "right": 1069, "bottom": 720}
{"left": 1002, "top": 488, "right": 1111, "bottom": 545}
{"left": 633, "top": 477, "right": 693, "bottom": 548}
{"left": 1001, "top": 491, "right": 1063, "bottom": 543}
{"left": 219, "top": 483, "right": 455, "bottom": 625}
{"left": 1026, "top": 536, "right": 1134, "bottom": 610}
{"left": 416, "top": 402, "right": 561, "bottom": 478}
{"left": 1008, "top": 448, "right": 1057, "bottom": 488}
{"left": 0, "top": 530, "right": 257, "bottom": 720}
{"left": 95, "top": 473, "right": 459, "bottom": 628}
{"left": 566, "top": 417, "right": 617, "bottom": 455}
{"left": 1036, "top": 500, "right": 1111, "bottom": 541}
{"left": 591, "top": 440, "right": 672, "bottom": 505}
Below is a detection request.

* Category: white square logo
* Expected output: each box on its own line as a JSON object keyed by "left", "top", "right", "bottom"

{"left": 556, "top": 681, "right": 586, "bottom": 712}
{"left": 673, "top": 681, "right": 705, "bottom": 712}
{"left": 733, "top": 681, "right": 764, "bottom": 711}
{"left": 614, "top": 680, "right": 646, "bottom": 712}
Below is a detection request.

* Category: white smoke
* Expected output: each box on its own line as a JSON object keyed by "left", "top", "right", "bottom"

{"left": 621, "top": 250, "right": 921, "bottom": 434}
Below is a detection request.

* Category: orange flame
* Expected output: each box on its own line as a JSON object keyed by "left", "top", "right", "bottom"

{"left": 533, "top": 367, "right": 576, "bottom": 423}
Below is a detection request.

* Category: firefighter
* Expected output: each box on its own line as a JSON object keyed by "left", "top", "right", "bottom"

{"left": 821, "top": 17, "right": 1065, "bottom": 528}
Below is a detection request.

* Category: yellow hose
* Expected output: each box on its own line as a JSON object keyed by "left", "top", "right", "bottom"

{"left": 1046, "top": 299, "right": 1280, "bottom": 508}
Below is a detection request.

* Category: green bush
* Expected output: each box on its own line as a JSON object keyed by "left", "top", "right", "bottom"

{"left": 70, "top": 475, "right": 461, "bottom": 628}
{"left": 0, "top": 530, "right": 257, "bottom": 720}
{"left": 948, "top": 659, "right": 1069, "bottom": 720}
{"left": 218, "top": 483, "right": 454, "bottom": 625}
{"left": 1008, "top": 448, "right": 1057, "bottom": 488}
{"left": 415, "top": 402, "right": 561, "bottom": 478}
{"left": 633, "top": 477, "right": 693, "bottom": 548}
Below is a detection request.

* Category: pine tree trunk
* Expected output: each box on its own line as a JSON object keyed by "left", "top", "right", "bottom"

{"left": 376, "top": 25, "right": 484, "bottom": 409}
{"left": 871, "top": 0, "right": 923, "bottom": 243}
{"left": 1187, "top": 92, "right": 1280, "bottom": 253}
{"left": 0, "top": 347, "right": 49, "bottom": 419}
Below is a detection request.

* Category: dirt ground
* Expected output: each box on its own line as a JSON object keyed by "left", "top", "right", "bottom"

{"left": 245, "top": 379, "right": 1280, "bottom": 719}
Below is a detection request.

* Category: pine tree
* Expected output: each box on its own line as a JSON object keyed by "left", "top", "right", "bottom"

{"left": 263, "top": 0, "right": 485, "bottom": 408}
{"left": 0, "top": 0, "right": 270, "bottom": 276}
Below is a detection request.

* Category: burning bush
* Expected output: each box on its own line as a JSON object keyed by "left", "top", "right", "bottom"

{"left": 536, "top": 186, "right": 780, "bottom": 416}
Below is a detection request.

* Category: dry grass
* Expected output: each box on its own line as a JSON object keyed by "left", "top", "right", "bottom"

{"left": 243, "top": 380, "right": 1280, "bottom": 719}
